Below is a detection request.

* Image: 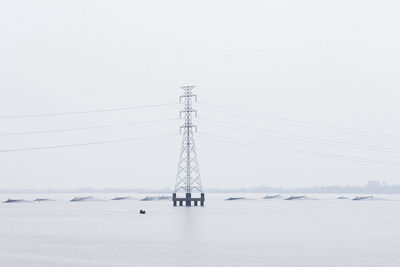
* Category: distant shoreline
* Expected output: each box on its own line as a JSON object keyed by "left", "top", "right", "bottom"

{"left": 1, "top": 182, "right": 400, "bottom": 194}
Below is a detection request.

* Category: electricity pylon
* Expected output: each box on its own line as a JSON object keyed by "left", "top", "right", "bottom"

{"left": 173, "top": 86, "right": 205, "bottom": 207}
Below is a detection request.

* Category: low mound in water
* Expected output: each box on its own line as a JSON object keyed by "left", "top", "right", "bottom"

{"left": 337, "top": 196, "right": 349, "bottom": 200}
{"left": 70, "top": 196, "right": 104, "bottom": 202}
{"left": 141, "top": 196, "right": 171, "bottom": 201}
{"left": 263, "top": 195, "right": 281, "bottom": 199}
{"left": 3, "top": 199, "right": 31, "bottom": 203}
{"left": 34, "top": 198, "right": 54, "bottom": 202}
{"left": 111, "top": 196, "right": 136, "bottom": 201}
{"left": 284, "top": 195, "right": 306, "bottom": 200}
{"left": 352, "top": 196, "right": 373, "bottom": 201}
{"left": 353, "top": 196, "right": 392, "bottom": 201}
{"left": 225, "top": 197, "right": 248, "bottom": 201}
{"left": 284, "top": 195, "right": 319, "bottom": 201}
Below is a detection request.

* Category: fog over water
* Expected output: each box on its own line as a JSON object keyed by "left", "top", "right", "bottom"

{"left": 1, "top": 0, "right": 400, "bottom": 190}
{"left": 2, "top": 2, "right": 400, "bottom": 267}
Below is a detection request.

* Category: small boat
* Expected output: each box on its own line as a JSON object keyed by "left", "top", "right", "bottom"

{"left": 337, "top": 196, "right": 348, "bottom": 200}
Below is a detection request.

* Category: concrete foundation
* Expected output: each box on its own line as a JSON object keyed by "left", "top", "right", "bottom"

{"left": 173, "top": 193, "right": 205, "bottom": 207}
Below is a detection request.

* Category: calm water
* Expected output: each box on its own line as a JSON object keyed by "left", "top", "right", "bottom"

{"left": 0, "top": 193, "right": 399, "bottom": 267}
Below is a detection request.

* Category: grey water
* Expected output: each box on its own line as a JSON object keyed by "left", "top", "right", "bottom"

{"left": 1, "top": 193, "right": 400, "bottom": 267}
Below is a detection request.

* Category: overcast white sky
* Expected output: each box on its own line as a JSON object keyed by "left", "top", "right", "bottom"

{"left": 0, "top": 0, "right": 399, "bottom": 189}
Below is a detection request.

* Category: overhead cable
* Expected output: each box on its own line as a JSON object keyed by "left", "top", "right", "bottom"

{"left": 197, "top": 132, "right": 400, "bottom": 166}
{"left": 198, "top": 117, "right": 400, "bottom": 154}
{"left": 197, "top": 102, "right": 400, "bottom": 139}
{"left": 0, "top": 133, "right": 178, "bottom": 153}
{"left": 0, "top": 118, "right": 180, "bottom": 136}
{"left": 0, "top": 102, "right": 179, "bottom": 119}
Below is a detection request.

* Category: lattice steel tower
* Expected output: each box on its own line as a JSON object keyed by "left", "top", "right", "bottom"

{"left": 172, "top": 86, "right": 205, "bottom": 207}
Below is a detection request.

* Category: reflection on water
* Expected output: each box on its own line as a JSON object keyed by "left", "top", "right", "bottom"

{"left": 0, "top": 193, "right": 399, "bottom": 266}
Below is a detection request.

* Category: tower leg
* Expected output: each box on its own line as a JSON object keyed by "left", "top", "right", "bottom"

{"left": 186, "top": 193, "right": 191, "bottom": 206}
{"left": 172, "top": 193, "right": 177, "bottom": 206}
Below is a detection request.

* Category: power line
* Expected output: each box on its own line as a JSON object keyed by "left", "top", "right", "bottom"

{"left": 197, "top": 102, "right": 400, "bottom": 139}
{"left": 198, "top": 117, "right": 400, "bottom": 154}
{"left": 0, "top": 133, "right": 178, "bottom": 153}
{"left": 0, "top": 118, "right": 180, "bottom": 136}
{"left": 0, "top": 102, "right": 179, "bottom": 119}
{"left": 197, "top": 132, "right": 400, "bottom": 166}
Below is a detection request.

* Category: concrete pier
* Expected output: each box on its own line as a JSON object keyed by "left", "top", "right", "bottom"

{"left": 173, "top": 193, "right": 205, "bottom": 207}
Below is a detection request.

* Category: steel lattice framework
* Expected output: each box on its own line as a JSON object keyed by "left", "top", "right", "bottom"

{"left": 173, "top": 86, "right": 204, "bottom": 206}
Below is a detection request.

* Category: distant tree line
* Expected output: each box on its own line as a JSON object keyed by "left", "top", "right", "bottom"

{"left": 1, "top": 181, "right": 399, "bottom": 194}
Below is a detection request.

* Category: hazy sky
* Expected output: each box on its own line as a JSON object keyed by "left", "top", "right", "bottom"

{"left": 1, "top": 0, "right": 400, "bottom": 189}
